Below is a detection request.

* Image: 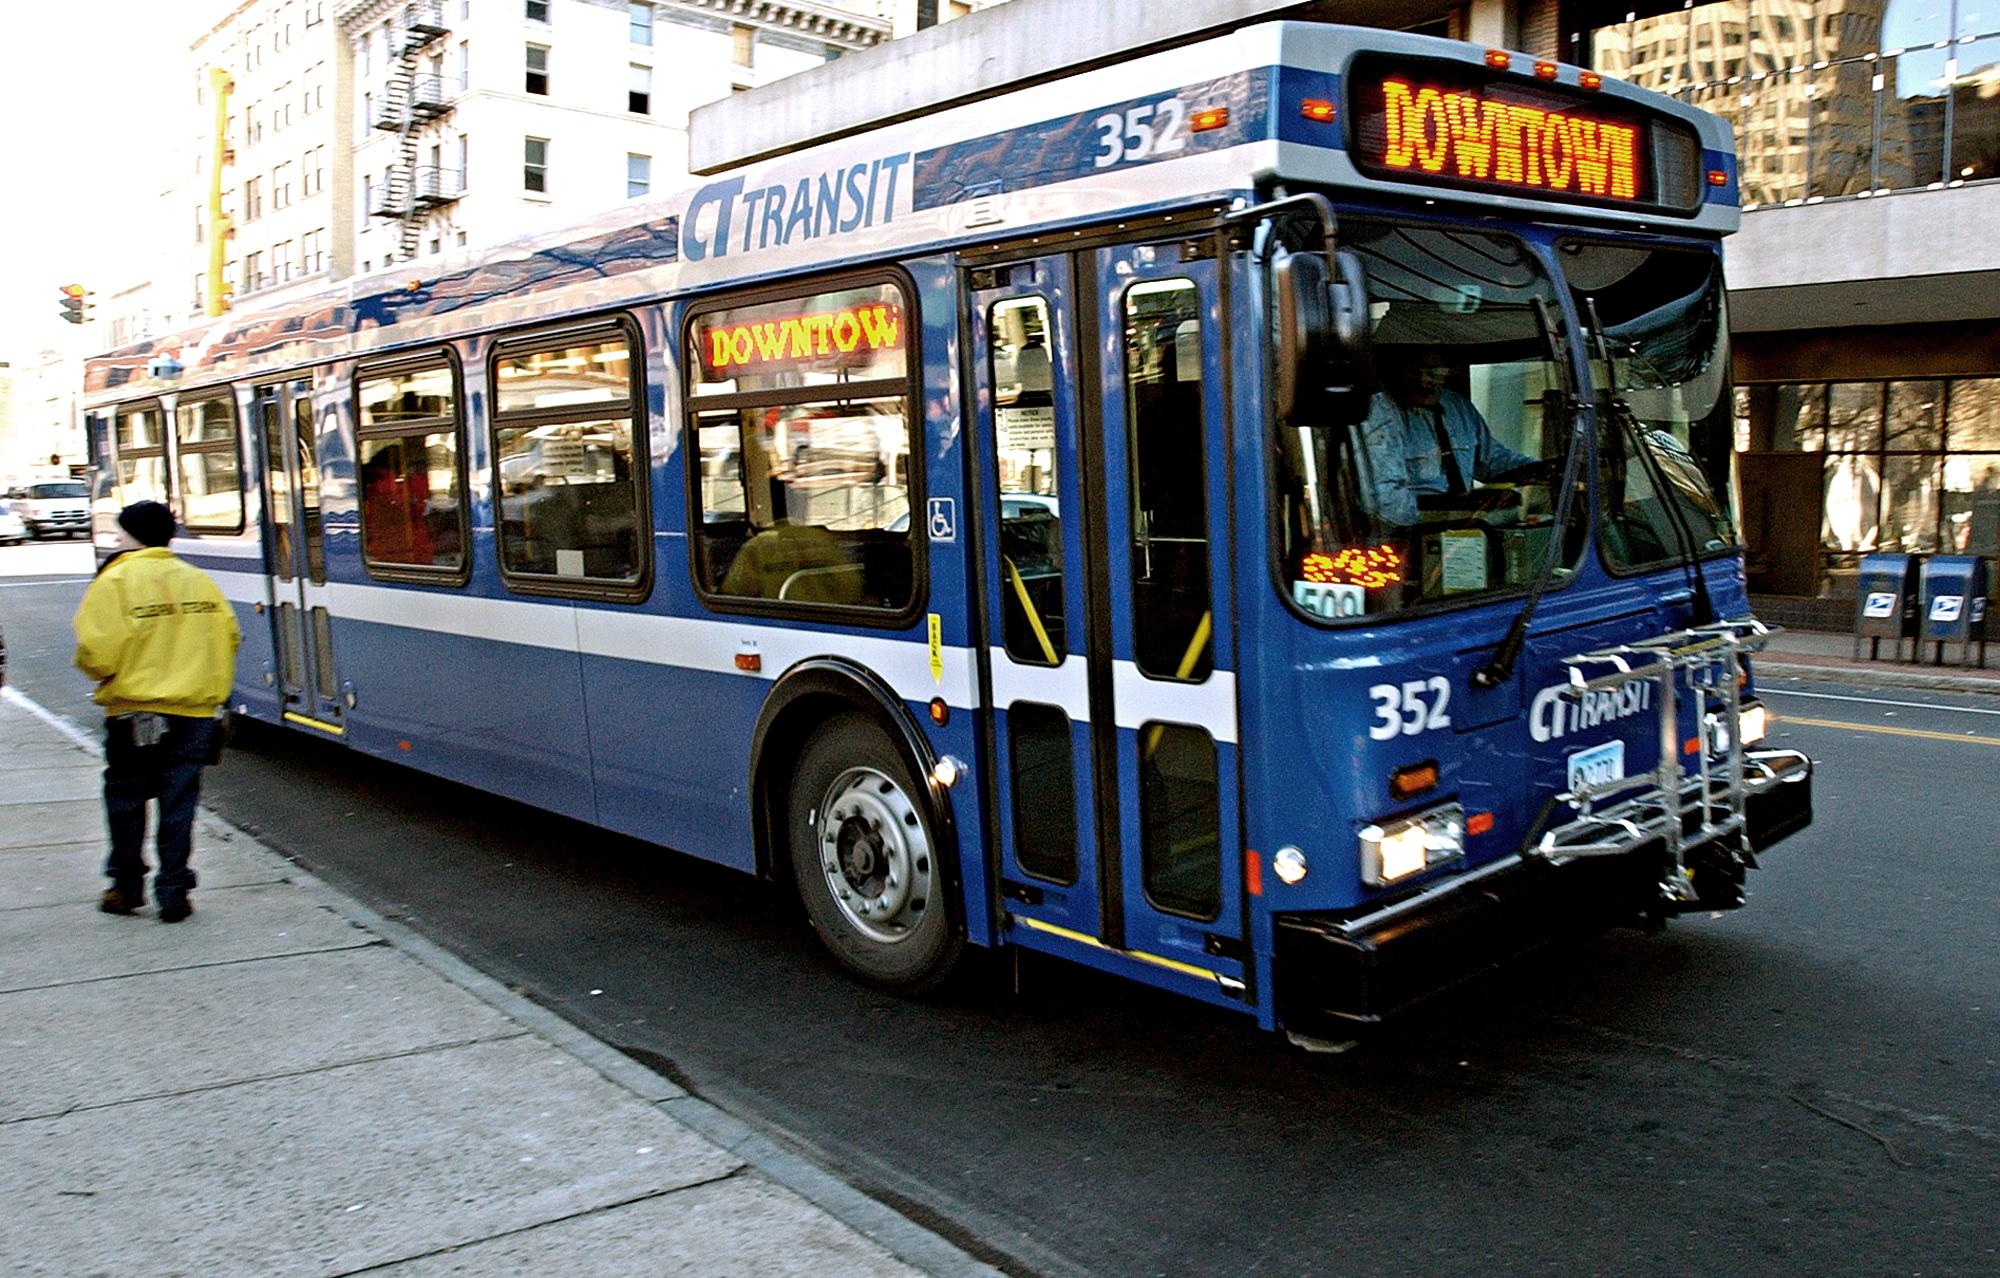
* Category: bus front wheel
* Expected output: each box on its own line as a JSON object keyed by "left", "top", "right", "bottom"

{"left": 788, "top": 713, "right": 962, "bottom": 993}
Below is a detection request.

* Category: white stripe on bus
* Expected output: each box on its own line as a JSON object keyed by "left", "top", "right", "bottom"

{"left": 1112, "top": 662, "right": 1239, "bottom": 744}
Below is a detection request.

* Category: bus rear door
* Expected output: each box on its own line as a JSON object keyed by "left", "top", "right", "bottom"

{"left": 255, "top": 378, "right": 344, "bottom": 734}
{"left": 970, "top": 236, "right": 1245, "bottom": 1003}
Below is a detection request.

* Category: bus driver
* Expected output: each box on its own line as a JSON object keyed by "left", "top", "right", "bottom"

{"left": 1357, "top": 346, "right": 1546, "bottom": 527}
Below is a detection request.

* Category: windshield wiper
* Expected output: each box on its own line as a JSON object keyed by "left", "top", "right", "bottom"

{"left": 1585, "top": 297, "right": 1714, "bottom": 627}
{"left": 1472, "top": 297, "right": 1585, "bottom": 690}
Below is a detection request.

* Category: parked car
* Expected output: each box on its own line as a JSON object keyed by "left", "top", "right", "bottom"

{"left": 0, "top": 500, "right": 27, "bottom": 545}
{"left": 11, "top": 480, "right": 89, "bottom": 539}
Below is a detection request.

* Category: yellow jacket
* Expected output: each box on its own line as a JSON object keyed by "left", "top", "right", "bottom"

{"left": 73, "top": 548, "right": 242, "bottom": 718}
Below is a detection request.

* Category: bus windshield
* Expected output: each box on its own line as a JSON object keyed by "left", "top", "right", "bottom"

{"left": 1274, "top": 221, "right": 1574, "bottom": 622}
{"left": 1558, "top": 239, "right": 1737, "bottom": 570}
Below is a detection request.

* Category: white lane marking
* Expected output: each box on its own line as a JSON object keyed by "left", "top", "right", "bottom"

{"left": 1760, "top": 687, "right": 2000, "bottom": 717}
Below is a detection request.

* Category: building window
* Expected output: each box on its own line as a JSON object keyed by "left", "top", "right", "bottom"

{"left": 627, "top": 152, "right": 651, "bottom": 198}
{"left": 458, "top": 40, "right": 470, "bottom": 91}
{"left": 303, "top": 228, "right": 326, "bottom": 273}
{"left": 243, "top": 250, "right": 264, "bottom": 294}
{"left": 244, "top": 176, "right": 262, "bottom": 221}
{"left": 272, "top": 239, "right": 293, "bottom": 282}
{"left": 360, "top": 32, "right": 371, "bottom": 77}
{"left": 731, "top": 22, "right": 754, "bottom": 68}
{"left": 272, "top": 162, "right": 292, "bottom": 210}
{"left": 525, "top": 0, "right": 548, "bottom": 21}
{"left": 491, "top": 324, "right": 647, "bottom": 590}
{"left": 685, "top": 276, "right": 918, "bottom": 614}
{"left": 630, "top": 3, "right": 652, "bottom": 44}
{"left": 358, "top": 358, "right": 467, "bottom": 575}
{"left": 525, "top": 43, "right": 548, "bottom": 94}
{"left": 628, "top": 63, "right": 650, "bottom": 114}
{"left": 523, "top": 136, "right": 548, "bottom": 191}
{"left": 174, "top": 395, "right": 244, "bottom": 533}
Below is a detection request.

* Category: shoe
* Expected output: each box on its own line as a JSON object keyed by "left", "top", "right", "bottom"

{"left": 100, "top": 887, "right": 142, "bottom": 915}
{"left": 158, "top": 898, "right": 193, "bottom": 924}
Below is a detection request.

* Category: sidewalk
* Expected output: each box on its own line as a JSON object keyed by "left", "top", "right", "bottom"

{"left": 1754, "top": 627, "right": 1999, "bottom": 695}
{"left": 0, "top": 690, "right": 1003, "bottom": 1278}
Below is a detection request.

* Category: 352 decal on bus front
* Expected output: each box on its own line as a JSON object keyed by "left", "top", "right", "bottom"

{"left": 1367, "top": 678, "right": 1452, "bottom": 739}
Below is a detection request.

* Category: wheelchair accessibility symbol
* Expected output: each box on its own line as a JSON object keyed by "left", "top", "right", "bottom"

{"left": 927, "top": 497, "right": 956, "bottom": 542}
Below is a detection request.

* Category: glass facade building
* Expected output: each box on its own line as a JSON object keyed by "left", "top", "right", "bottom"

{"left": 1576, "top": 0, "right": 2000, "bottom": 605}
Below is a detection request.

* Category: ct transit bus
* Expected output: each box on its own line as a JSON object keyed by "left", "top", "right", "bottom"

{"left": 85, "top": 21, "right": 1812, "bottom": 1037}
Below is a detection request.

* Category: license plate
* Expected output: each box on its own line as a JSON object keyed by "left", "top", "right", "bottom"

{"left": 1566, "top": 740, "right": 1626, "bottom": 793}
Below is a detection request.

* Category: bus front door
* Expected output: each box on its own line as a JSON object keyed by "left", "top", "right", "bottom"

{"left": 255, "top": 378, "right": 344, "bottom": 735}
{"left": 971, "top": 237, "right": 1245, "bottom": 1000}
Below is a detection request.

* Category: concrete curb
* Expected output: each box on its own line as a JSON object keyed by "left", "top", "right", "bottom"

{"left": 1757, "top": 659, "right": 2000, "bottom": 697}
{"left": 2, "top": 685, "right": 1009, "bottom": 1278}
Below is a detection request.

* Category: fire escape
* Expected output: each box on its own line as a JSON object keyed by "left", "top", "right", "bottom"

{"left": 372, "top": 1, "right": 460, "bottom": 261}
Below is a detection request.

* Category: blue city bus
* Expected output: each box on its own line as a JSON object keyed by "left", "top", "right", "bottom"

{"left": 85, "top": 21, "right": 1811, "bottom": 1036}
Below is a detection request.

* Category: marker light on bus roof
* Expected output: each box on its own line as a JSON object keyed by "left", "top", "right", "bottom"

{"left": 1299, "top": 99, "right": 1337, "bottom": 123}
{"left": 1579, "top": 70, "right": 1604, "bottom": 90}
{"left": 1534, "top": 60, "right": 1560, "bottom": 80}
{"left": 1708, "top": 169, "right": 1730, "bottom": 186}
{"left": 1484, "top": 49, "right": 1512, "bottom": 70}
{"left": 1190, "top": 106, "right": 1230, "bottom": 132}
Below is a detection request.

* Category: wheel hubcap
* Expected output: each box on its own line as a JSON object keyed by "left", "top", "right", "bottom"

{"left": 815, "top": 766, "right": 932, "bottom": 944}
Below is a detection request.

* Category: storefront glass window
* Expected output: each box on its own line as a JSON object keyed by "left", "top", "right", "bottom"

{"left": 1949, "top": 378, "right": 2000, "bottom": 450}
{"left": 1882, "top": 452, "right": 1943, "bottom": 551}
{"left": 1826, "top": 382, "right": 1882, "bottom": 451}
{"left": 1886, "top": 380, "right": 1945, "bottom": 450}
{"left": 1822, "top": 452, "right": 1881, "bottom": 552}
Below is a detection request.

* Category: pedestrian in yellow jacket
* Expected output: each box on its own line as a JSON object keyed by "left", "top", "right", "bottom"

{"left": 72, "top": 501, "right": 241, "bottom": 922}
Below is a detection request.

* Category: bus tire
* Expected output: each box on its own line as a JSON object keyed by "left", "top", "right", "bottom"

{"left": 788, "top": 712, "right": 962, "bottom": 994}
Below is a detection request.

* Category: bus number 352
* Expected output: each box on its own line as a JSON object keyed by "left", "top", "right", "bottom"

{"left": 1093, "top": 99, "right": 1190, "bottom": 168}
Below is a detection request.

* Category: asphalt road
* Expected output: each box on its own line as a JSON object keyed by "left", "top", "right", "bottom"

{"left": 6, "top": 546, "right": 1996, "bottom": 1278}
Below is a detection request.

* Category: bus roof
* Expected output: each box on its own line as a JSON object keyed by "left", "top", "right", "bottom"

{"left": 86, "top": 21, "right": 1736, "bottom": 405}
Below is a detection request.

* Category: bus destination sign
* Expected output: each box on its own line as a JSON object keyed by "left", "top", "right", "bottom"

{"left": 1347, "top": 55, "right": 1702, "bottom": 212}
{"left": 697, "top": 301, "right": 904, "bottom": 376}
{"left": 1374, "top": 79, "right": 1640, "bottom": 200}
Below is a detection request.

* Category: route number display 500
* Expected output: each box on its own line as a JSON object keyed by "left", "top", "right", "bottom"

{"left": 1367, "top": 678, "right": 1452, "bottom": 739}
{"left": 1093, "top": 99, "right": 1190, "bottom": 169}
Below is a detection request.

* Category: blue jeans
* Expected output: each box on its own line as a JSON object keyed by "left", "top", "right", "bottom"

{"left": 103, "top": 715, "right": 215, "bottom": 908}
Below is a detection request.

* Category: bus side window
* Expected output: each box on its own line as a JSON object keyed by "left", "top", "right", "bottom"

{"left": 684, "top": 276, "right": 917, "bottom": 616}
{"left": 116, "top": 404, "right": 172, "bottom": 509}
{"left": 491, "top": 324, "right": 648, "bottom": 593}
{"left": 357, "top": 357, "right": 467, "bottom": 578}
{"left": 174, "top": 394, "right": 245, "bottom": 534}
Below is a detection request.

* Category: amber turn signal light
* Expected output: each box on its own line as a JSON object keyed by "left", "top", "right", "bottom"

{"left": 1390, "top": 760, "right": 1439, "bottom": 801}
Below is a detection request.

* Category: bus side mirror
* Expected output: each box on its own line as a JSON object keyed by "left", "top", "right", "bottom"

{"left": 1274, "top": 248, "right": 1373, "bottom": 423}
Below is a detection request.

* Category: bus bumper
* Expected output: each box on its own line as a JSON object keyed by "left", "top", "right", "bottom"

{"left": 1272, "top": 751, "right": 1812, "bottom": 1029}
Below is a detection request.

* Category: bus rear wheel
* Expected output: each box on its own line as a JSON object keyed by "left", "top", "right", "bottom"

{"left": 788, "top": 713, "right": 962, "bottom": 993}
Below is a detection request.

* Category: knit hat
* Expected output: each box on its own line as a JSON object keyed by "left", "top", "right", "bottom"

{"left": 117, "top": 501, "right": 176, "bottom": 548}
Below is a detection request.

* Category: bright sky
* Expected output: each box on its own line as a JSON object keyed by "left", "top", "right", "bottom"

{"left": 0, "top": 2, "right": 190, "bottom": 356}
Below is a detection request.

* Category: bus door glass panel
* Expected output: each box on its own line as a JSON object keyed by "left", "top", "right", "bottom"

{"left": 259, "top": 379, "right": 341, "bottom": 728}
{"left": 1093, "top": 243, "right": 1242, "bottom": 966}
{"left": 967, "top": 258, "right": 1100, "bottom": 941}
{"left": 258, "top": 388, "right": 304, "bottom": 695}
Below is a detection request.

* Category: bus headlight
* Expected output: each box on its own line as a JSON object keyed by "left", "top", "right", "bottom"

{"left": 1706, "top": 701, "right": 1768, "bottom": 754}
{"left": 1739, "top": 701, "right": 1768, "bottom": 746}
{"left": 1359, "top": 803, "right": 1464, "bottom": 887}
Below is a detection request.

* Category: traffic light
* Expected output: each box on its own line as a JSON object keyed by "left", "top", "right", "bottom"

{"left": 58, "top": 284, "right": 90, "bottom": 325}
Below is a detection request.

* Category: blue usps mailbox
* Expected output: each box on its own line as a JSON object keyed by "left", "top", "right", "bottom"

{"left": 1853, "top": 552, "right": 1921, "bottom": 661}
{"left": 1918, "top": 555, "right": 1989, "bottom": 667}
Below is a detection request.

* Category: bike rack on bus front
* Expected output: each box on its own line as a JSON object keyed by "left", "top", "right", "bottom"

{"left": 1533, "top": 616, "right": 1811, "bottom": 907}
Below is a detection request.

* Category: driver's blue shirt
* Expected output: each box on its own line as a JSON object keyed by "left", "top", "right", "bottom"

{"left": 1357, "top": 389, "right": 1536, "bottom": 526}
